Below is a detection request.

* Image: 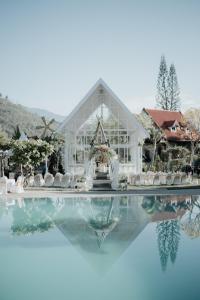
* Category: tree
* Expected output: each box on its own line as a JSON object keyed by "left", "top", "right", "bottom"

{"left": 184, "top": 109, "right": 200, "bottom": 164}
{"left": 0, "top": 129, "right": 8, "bottom": 146}
{"left": 164, "top": 145, "right": 190, "bottom": 171}
{"left": 43, "top": 135, "right": 65, "bottom": 175}
{"left": 12, "top": 125, "right": 21, "bottom": 140}
{"left": 156, "top": 55, "right": 169, "bottom": 110}
{"left": 36, "top": 116, "right": 55, "bottom": 138}
{"left": 10, "top": 139, "right": 54, "bottom": 174}
{"left": 184, "top": 108, "right": 200, "bottom": 133}
{"left": 156, "top": 56, "right": 180, "bottom": 111}
{"left": 137, "top": 112, "right": 163, "bottom": 169}
{"left": 167, "top": 64, "right": 180, "bottom": 111}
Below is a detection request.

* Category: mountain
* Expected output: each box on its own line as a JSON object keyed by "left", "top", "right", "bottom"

{"left": 25, "top": 107, "right": 65, "bottom": 123}
{"left": 0, "top": 97, "right": 58, "bottom": 138}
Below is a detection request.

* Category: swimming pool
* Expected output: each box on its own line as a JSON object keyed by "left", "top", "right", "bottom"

{"left": 0, "top": 194, "right": 200, "bottom": 300}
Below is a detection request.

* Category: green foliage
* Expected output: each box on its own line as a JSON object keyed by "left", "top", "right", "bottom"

{"left": 0, "top": 129, "right": 8, "bottom": 147}
{"left": 10, "top": 139, "right": 54, "bottom": 171}
{"left": 169, "top": 158, "right": 186, "bottom": 172}
{"left": 166, "top": 145, "right": 190, "bottom": 159}
{"left": 138, "top": 112, "right": 163, "bottom": 170}
{"left": 11, "top": 198, "right": 56, "bottom": 235}
{"left": 12, "top": 125, "right": 21, "bottom": 140}
{"left": 154, "top": 156, "right": 166, "bottom": 172}
{"left": 44, "top": 135, "right": 65, "bottom": 174}
{"left": 184, "top": 108, "right": 200, "bottom": 132}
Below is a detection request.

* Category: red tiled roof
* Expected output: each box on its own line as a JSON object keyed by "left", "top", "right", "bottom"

{"left": 144, "top": 108, "right": 200, "bottom": 142}
{"left": 144, "top": 109, "right": 184, "bottom": 128}
{"left": 162, "top": 120, "right": 177, "bottom": 128}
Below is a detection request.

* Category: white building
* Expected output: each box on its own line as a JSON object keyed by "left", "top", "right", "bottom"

{"left": 58, "top": 79, "right": 148, "bottom": 175}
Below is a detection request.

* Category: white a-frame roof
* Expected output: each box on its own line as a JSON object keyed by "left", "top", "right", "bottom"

{"left": 58, "top": 79, "right": 148, "bottom": 139}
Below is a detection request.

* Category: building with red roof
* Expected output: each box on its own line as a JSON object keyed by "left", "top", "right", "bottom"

{"left": 142, "top": 108, "right": 199, "bottom": 142}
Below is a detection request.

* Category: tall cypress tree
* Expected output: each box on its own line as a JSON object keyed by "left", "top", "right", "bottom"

{"left": 168, "top": 63, "right": 180, "bottom": 111}
{"left": 156, "top": 55, "right": 169, "bottom": 110}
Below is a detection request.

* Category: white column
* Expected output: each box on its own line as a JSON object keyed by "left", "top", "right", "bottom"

{"left": 130, "top": 134, "right": 136, "bottom": 174}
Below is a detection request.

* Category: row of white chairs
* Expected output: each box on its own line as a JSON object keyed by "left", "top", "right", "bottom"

{"left": 128, "top": 172, "right": 197, "bottom": 186}
{"left": 27, "top": 172, "right": 81, "bottom": 189}
{"left": 0, "top": 173, "right": 87, "bottom": 193}
{"left": 1, "top": 171, "right": 198, "bottom": 193}
{"left": 0, "top": 176, "right": 24, "bottom": 194}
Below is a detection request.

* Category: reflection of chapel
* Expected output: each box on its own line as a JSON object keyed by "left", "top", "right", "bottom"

{"left": 58, "top": 79, "right": 148, "bottom": 175}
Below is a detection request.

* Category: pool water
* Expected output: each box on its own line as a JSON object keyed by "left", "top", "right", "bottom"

{"left": 0, "top": 194, "right": 200, "bottom": 300}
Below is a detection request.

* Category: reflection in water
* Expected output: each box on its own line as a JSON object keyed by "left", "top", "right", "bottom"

{"left": 142, "top": 195, "right": 192, "bottom": 271}
{"left": 88, "top": 198, "right": 119, "bottom": 248}
{"left": 181, "top": 196, "right": 200, "bottom": 238}
{"left": 11, "top": 198, "right": 57, "bottom": 235}
{"left": 1, "top": 194, "right": 200, "bottom": 272}
{"left": 56, "top": 195, "right": 148, "bottom": 273}
{"left": 156, "top": 220, "right": 180, "bottom": 271}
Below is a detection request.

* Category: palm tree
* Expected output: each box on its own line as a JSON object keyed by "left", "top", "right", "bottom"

{"left": 36, "top": 116, "right": 55, "bottom": 138}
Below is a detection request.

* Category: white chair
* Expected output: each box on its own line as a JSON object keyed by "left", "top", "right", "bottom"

{"left": 173, "top": 174, "right": 181, "bottom": 185}
{"left": 153, "top": 174, "right": 160, "bottom": 185}
{"left": 140, "top": 173, "right": 146, "bottom": 185}
{"left": 53, "top": 173, "right": 63, "bottom": 187}
{"left": 192, "top": 178, "right": 199, "bottom": 185}
{"left": 134, "top": 175, "right": 141, "bottom": 185}
{"left": 0, "top": 176, "right": 8, "bottom": 194}
{"left": 61, "top": 173, "right": 72, "bottom": 188}
{"left": 181, "top": 174, "right": 188, "bottom": 185}
{"left": 129, "top": 174, "right": 136, "bottom": 185}
{"left": 34, "top": 174, "right": 45, "bottom": 187}
{"left": 10, "top": 176, "right": 24, "bottom": 193}
{"left": 7, "top": 179, "right": 16, "bottom": 192}
{"left": 166, "top": 174, "right": 173, "bottom": 185}
{"left": 142, "top": 173, "right": 149, "bottom": 186}
{"left": 26, "top": 175, "right": 35, "bottom": 187}
{"left": 44, "top": 173, "right": 54, "bottom": 187}
{"left": 149, "top": 174, "right": 155, "bottom": 185}
{"left": 159, "top": 173, "right": 167, "bottom": 185}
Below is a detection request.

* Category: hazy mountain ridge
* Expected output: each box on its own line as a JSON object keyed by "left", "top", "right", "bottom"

{"left": 0, "top": 97, "right": 59, "bottom": 137}
{"left": 25, "top": 107, "right": 65, "bottom": 122}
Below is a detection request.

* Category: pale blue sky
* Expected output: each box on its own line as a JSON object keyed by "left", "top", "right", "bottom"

{"left": 0, "top": 0, "right": 199, "bottom": 115}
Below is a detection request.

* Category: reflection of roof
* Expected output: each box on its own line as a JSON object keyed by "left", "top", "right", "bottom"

{"left": 56, "top": 198, "right": 149, "bottom": 274}
{"left": 143, "top": 195, "right": 191, "bottom": 222}
{"left": 92, "top": 220, "right": 118, "bottom": 248}
{"left": 159, "top": 195, "right": 191, "bottom": 203}
{"left": 151, "top": 209, "right": 186, "bottom": 222}
{"left": 144, "top": 108, "right": 200, "bottom": 142}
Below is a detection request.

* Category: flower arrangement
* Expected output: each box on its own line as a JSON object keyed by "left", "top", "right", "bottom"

{"left": 89, "top": 144, "right": 117, "bottom": 164}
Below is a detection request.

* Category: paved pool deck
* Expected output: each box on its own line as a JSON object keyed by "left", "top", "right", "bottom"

{"left": 2, "top": 184, "right": 200, "bottom": 198}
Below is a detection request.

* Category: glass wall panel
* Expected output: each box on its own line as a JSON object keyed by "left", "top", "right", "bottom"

{"left": 72, "top": 104, "right": 132, "bottom": 165}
